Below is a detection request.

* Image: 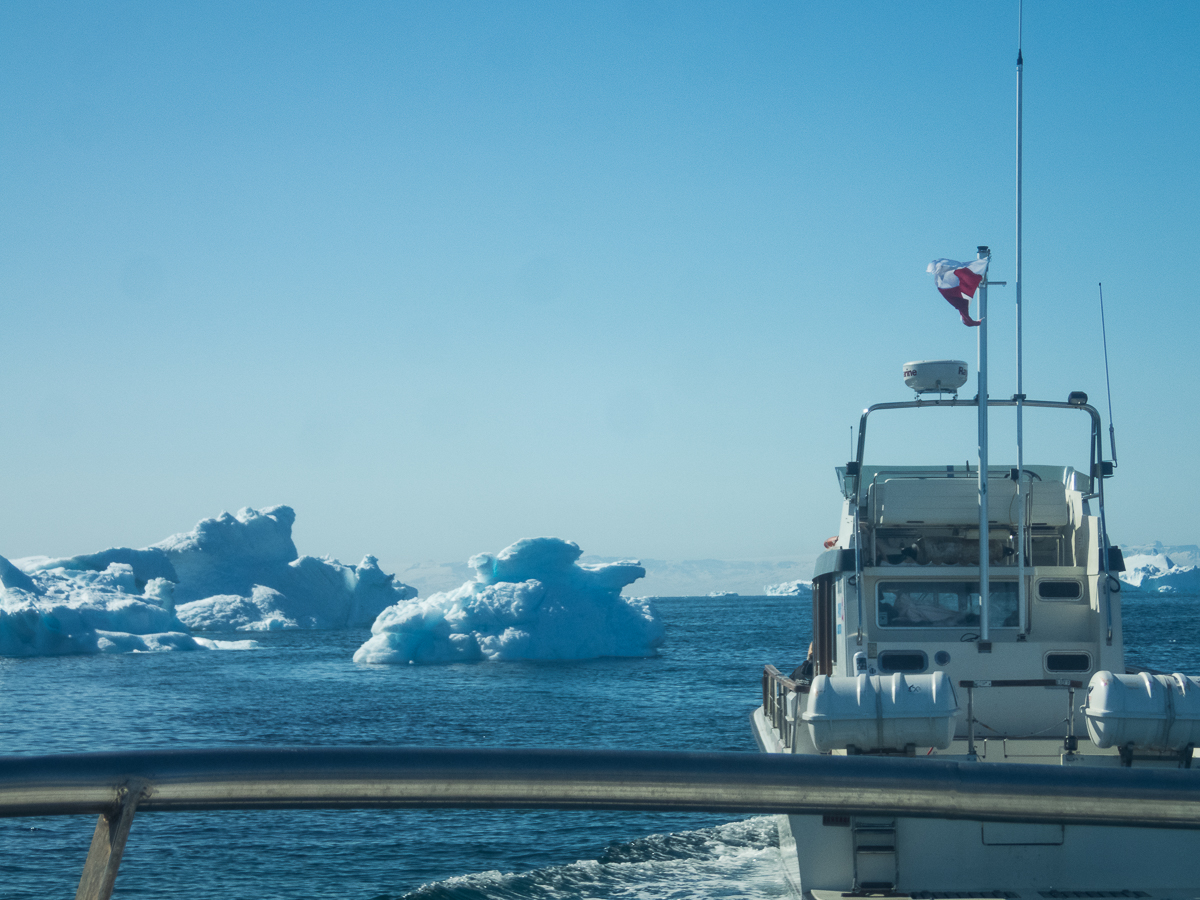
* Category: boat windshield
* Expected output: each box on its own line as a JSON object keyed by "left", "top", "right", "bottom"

{"left": 877, "top": 581, "right": 1018, "bottom": 629}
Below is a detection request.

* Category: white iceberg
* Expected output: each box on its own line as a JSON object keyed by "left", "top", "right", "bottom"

{"left": 764, "top": 580, "right": 813, "bottom": 597}
{"left": 354, "top": 537, "right": 663, "bottom": 664}
{"left": 0, "top": 557, "right": 209, "bottom": 657}
{"left": 17, "top": 505, "right": 416, "bottom": 633}
{"left": 1119, "top": 543, "right": 1200, "bottom": 594}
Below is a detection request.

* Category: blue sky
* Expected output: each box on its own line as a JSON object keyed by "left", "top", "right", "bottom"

{"left": 1, "top": 1, "right": 1197, "bottom": 572}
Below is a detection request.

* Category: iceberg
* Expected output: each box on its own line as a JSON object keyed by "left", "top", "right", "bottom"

{"left": 764, "top": 580, "right": 813, "bottom": 597}
{"left": 353, "top": 537, "right": 663, "bottom": 664}
{"left": 18, "top": 505, "right": 416, "bottom": 632}
{"left": 0, "top": 557, "right": 208, "bottom": 657}
{"left": 1118, "top": 554, "right": 1195, "bottom": 595}
{"left": 6, "top": 505, "right": 418, "bottom": 652}
{"left": 1119, "top": 544, "right": 1200, "bottom": 595}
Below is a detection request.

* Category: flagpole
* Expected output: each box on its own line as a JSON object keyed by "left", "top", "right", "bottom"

{"left": 1015, "top": 2, "right": 1027, "bottom": 637}
{"left": 977, "top": 244, "right": 990, "bottom": 648}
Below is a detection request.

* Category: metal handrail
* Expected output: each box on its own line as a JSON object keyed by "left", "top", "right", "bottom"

{"left": 5, "top": 745, "right": 1200, "bottom": 899}
{"left": 762, "top": 665, "right": 802, "bottom": 748}
{"left": 853, "top": 398, "right": 1104, "bottom": 486}
{"left": 957, "top": 679, "right": 1085, "bottom": 759}
{"left": 5, "top": 745, "right": 1200, "bottom": 821}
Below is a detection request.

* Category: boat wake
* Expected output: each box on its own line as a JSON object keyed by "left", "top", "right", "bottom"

{"left": 400, "top": 817, "right": 790, "bottom": 900}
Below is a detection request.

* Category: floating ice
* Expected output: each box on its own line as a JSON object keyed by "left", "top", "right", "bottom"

{"left": 764, "top": 579, "right": 812, "bottom": 597}
{"left": 1119, "top": 548, "right": 1200, "bottom": 595}
{"left": 0, "top": 556, "right": 208, "bottom": 657}
{"left": 353, "top": 537, "right": 662, "bottom": 664}
{"left": 18, "top": 505, "right": 416, "bottom": 633}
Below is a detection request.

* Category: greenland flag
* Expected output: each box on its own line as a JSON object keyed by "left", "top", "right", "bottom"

{"left": 928, "top": 258, "right": 988, "bottom": 326}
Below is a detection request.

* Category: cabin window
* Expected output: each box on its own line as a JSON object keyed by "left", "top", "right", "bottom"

{"left": 877, "top": 650, "right": 928, "bottom": 673}
{"left": 1037, "top": 580, "right": 1082, "bottom": 600}
{"left": 1045, "top": 652, "right": 1091, "bottom": 673}
{"left": 876, "top": 581, "right": 1019, "bottom": 629}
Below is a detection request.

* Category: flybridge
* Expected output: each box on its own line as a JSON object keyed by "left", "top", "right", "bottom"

{"left": 844, "top": 392, "right": 1118, "bottom": 646}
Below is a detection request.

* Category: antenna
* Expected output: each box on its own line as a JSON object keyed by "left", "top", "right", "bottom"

{"left": 1099, "top": 282, "right": 1118, "bottom": 466}
{"left": 1014, "top": 0, "right": 1028, "bottom": 637}
{"left": 977, "top": 245, "right": 991, "bottom": 648}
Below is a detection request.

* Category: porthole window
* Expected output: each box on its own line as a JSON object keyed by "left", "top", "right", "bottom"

{"left": 1045, "top": 652, "right": 1091, "bottom": 673}
{"left": 877, "top": 650, "right": 928, "bottom": 674}
{"left": 1038, "top": 580, "right": 1082, "bottom": 601}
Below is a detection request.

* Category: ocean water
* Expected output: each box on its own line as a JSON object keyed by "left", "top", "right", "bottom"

{"left": 0, "top": 591, "right": 1195, "bottom": 899}
{"left": 0, "top": 596, "right": 808, "bottom": 899}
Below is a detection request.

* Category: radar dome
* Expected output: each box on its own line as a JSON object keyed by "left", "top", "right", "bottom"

{"left": 903, "top": 360, "right": 968, "bottom": 394}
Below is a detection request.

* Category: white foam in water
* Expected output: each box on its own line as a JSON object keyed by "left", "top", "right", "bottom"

{"left": 401, "top": 818, "right": 790, "bottom": 900}
{"left": 2, "top": 504, "right": 417, "bottom": 655}
{"left": 353, "top": 537, "right": 663, "bottom": 664}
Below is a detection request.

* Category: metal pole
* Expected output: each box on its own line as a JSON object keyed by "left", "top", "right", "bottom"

{"left": 1015, "top": 8, "right": 1027, "bottom": 636}
{"left": 1099, "top": 283, "right": 1118, "bottom": 467}
{"left": 4, "top": 746, "right": 1200, "bottom": 829}
{"left": 977, "top": 245, "right": 991, "bottom": 644}
{"left": 75, "top": 781, "right": 146, "bottom": 900}
{"left": 966, "top": 686, "right": 977, "bottom": 759}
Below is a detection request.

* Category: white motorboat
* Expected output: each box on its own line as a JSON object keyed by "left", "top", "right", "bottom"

{"left": 751, "top": 360, "right": 1200, "bottom": 897}
{"left": 751, "top": 7, "right": 1200, "bottom": 893}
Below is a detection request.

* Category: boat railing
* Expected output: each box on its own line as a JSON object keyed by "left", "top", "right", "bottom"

{"left": 6, "top": 744, "right": 1200, "bottom": 900}
{"left": 958, "top": 678, "right": 1084, "bottom": 759}
{"left": 762, "top": 664, "right": 805, "bottom": 749}
{"left": 852, "top": 399, "right": 1105, "bottom": 487}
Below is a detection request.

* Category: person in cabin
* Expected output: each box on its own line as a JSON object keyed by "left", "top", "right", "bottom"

{"left": 790, "top": 642, "right": 815, "bottom": 682}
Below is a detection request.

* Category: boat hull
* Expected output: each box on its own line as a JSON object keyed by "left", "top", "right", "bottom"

{"left": 752, "top": 706, "right": 1200, "bottom": 896}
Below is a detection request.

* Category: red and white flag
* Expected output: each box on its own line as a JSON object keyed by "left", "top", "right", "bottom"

{"left": 928, "top": 258, "right": 988, "bottom": 326}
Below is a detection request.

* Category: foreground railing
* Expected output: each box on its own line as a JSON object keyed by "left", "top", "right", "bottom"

{"left": 4, "top": 746, "right": 1200, "bottom": 900}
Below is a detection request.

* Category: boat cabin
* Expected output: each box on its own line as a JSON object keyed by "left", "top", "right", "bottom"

{"left": 810, "top": 395, "right": 1125, "bottom": 739}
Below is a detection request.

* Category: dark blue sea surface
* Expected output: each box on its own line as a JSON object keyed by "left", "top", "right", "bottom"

{"left": 1, "top": 591, "right": 1194, "bottom": 899}
{"left": 1120, "top": 592, "right": 1200, "bottom": 673}
{"left": 0, "top": 596, "right": 810, "bottom": 899}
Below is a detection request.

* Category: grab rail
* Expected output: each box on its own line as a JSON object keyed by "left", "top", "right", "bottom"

{"left": 762, "top": 665, "right": 803, "bottom": 749}
{"left": 5, "top": 745, "right": 1200, "bottom": 900}
{"left": 958, "top": 678, "right": 1084, "bottom": 759}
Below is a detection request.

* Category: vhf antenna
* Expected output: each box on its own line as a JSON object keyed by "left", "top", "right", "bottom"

{"left": 1099, "top": 282, "right": 1118, "bottom": 467}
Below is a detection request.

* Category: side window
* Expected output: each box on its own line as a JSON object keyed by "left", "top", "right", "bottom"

{"left": 877, "top": 650, "right": 928, "bottom": 673}
{"left": 1038, "top": 580, "right": 1083, "bottom": 600}
{"left": 1045, "top": 652, "right": 1091, "bottom": 673}
{"left": 878, "top": 581, "right": 1018, "bottom": 628}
